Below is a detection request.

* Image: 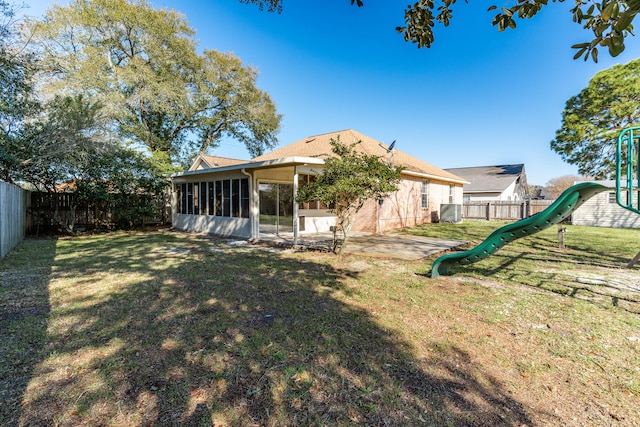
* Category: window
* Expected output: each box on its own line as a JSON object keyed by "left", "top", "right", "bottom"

{"left": 187, "top": 183, "right": 194, "bottom": 214}
{"left": 193, "top": 182, "right": 200, "bottom": 215}
{"left": 222, "top": 179, "right": 231, "bottom": 217}
{"left": 215, "top": 181, "right": 223, "bottom": 216}
{"left": 200, "top": 182, "right": 208, "bottom": 215}
{"left": 609, "top": 191, "right": 634, "bottom": 204}
{"left": 194, "top": 183, "right": 201, "bottom": 214}
{"left": 232, "top": 179, "right": 240, "bottom": 217}
{"left": 609, "top": 192, "right": 617, "bottom": 204}
{"left": 177, "top": 184, "right": 184, "bottom": 214}
{"left": 421, "top": 179, "right": 429, "bottom": 208}
{"left": 208, "top": 182, "right": 215, "bottom": 215}
{"left": 241, "top": 178, "right": 250, "bottom": 218}
{"left": 298, "top": 174, "right": 325, "bottom": 210}
{"left": 181, "top": 178, "right": 250, "bottom": 218}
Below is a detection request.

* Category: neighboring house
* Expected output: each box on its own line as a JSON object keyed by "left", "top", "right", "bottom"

{"left": 170, "top": 129, "right": 467, "bottom": 240}
{"left": 571, "top": 180, "right": 640, "bottom": 228}
{"left": 445, "top": 164, "right": 528, "bottom": 202}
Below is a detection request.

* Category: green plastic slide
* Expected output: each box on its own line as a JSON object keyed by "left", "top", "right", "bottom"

{"left": 430, "top": 182, "right": 610, "bottom": 278}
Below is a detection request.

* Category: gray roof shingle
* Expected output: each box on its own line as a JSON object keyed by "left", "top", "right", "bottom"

{"left": 445, "top": 164, "right": 525, "bottom": 193}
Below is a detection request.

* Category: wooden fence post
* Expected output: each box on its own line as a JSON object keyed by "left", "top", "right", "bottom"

{"left": 558, "top": 224, "right": 566, "bottom": 249}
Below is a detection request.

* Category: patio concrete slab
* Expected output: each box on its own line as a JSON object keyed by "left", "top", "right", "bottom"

{"left": 258, "top": 232, "right": 467, "bottom": 261}
{"left": 342, "top": 234, "right": 467, "bottom": 260}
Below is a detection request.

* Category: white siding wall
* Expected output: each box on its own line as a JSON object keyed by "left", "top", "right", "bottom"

{"left": 298, "top": 210, "right": 336, "bottom": 234}
{"left": 173, "top": 214, "right": 252, "bottom": 237}
{"left": 501, "top": 180, "right": 519, "bottom": 201}
{"left": 463, "top": 180, "right": 521, "bottom": 201}
{"left": 572, "top": 190, "right": 640, "bottom": 228}
{"left": 172, "top": 170, "right": 253, "bottom": 238}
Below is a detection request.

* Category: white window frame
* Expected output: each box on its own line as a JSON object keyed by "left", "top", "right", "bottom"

{"left": 421, "top": 179, "right": 429, "bottom": 209}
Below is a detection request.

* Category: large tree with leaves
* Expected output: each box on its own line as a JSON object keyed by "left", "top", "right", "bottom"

{"left": 550, "top": 58, "right": 640, "bottom": 179}
{"left": 297, "top": 138, "right": 403, "bottom": 254}
{"left": 241, "top": 0, "right": 639, "bottom": 62}
{"left": 1, "top": 1, "right": 38, "bottom": 177}
{"left": 4, "top": 94, "right": 168, "bottom": 234}
{"left": 5, "top": 95, "right": 109, "bottom": 187}
{"left": 26, "top": 0, "right": 281, "bottom": 169}
{"left": 4, "top": 94, "right": 110, "bottom": 233}
{"left": 1, "top": 2, "right": 109, "bottom": 194}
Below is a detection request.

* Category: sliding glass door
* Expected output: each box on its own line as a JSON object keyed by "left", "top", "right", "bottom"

{"left": 258, "top": 183, "right": 294, "bottom": 234}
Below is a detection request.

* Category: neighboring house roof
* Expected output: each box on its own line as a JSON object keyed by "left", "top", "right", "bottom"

{"left": 189, "top": 154, "right": 247, "bottom": 171}
{"left": 445, "top": 164, "right": 525, "bottom": 193}
{"left": 252, "top": 129, "right": 467, "bottom": 184}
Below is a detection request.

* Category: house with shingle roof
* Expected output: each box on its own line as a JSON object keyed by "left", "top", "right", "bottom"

{"left": 170, "top": 129, "right": 467, "bottom": 241}
{"left": 445, "top": 164, "right": 528, "bottom": 202}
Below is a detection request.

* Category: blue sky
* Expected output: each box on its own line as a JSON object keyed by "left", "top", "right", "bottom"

{"left": 23, "top": 0, "right": 640, "bottom": 185}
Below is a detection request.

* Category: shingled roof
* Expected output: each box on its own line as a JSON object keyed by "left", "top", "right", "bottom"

{"left": 444, "top": 164, "right": 525, "bottom": 193}
{"left": 252, "top": 129, "right": 466, "bottom": 183}
{"left": 189, "top": 154, "right": 246, "bottom": 171}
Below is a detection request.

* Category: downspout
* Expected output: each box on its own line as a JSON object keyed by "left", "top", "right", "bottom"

{"left": 293, "top": 166, "right": 299, "bottom": 245}
{"left": 240, "top": 168, "right": 257, "bottom": 241}
{"left": 377, "top": 198, "right": 383, "bottom": 234}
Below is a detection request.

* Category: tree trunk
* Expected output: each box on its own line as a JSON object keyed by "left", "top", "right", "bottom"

{"left": 335, "top": 200, "right": 363, "bottom": 255}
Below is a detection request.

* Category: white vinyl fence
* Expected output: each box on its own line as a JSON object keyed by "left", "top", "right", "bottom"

{"left": 0, "top": 181, "right": 28, "bottom": 259}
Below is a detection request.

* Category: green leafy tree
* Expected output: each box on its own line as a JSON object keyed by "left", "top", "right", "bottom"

{"left": 26, "top": 0, "right": 281, "bottom": 170}
{"left": 7, "top": 94, "right": 167, "bottom": 234}
{"left": 1, "top": 2, "right": 168, "bottom": 234}
{"left": 3, "top": 95, "right": 112, "bottom": 233}
{"left": 240, "top": 0, "right": 640, "bottom": 62}
{"left": 550, "top": 58, "right": 640, "bottom": 179}
{"left": 297, "top": 137, "right": 403, "bottom": 254}
{"left": 73, "top": 146, "right": 169, "bottom": 229}
{"left": 0, "top": 1, "right": 39, "bottom": 180}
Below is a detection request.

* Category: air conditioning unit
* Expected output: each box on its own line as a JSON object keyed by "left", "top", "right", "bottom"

{"left": 440, "top": 204, "right": 462, "bottom": 223}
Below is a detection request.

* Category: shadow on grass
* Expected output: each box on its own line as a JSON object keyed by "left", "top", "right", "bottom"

{"left": 9, "top": 232, "right": 538, "bottom": 426}
{"left": 0, "top": 238, "right": 57, "bottom": 425}
{"left": 449, "top": 249, "right": 640, "bottom": 313}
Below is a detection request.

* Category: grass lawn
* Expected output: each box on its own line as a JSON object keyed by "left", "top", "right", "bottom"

{"left": 1, "top": 225, "right": 639, "bottom": 426}
{"left": 409, "top": 221, "right": 640, "bottom": 311}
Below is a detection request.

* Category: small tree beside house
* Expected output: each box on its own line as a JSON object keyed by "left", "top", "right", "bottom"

{"left": 297, "top": 137, "right": 403, "bottom": 254}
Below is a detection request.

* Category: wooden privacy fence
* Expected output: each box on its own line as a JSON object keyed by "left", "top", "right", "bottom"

{"left": 463, "top": 200, "right": 555, "bottom": 221}
{"left": 29, "top": 191, "right": 170, "bottom": 234}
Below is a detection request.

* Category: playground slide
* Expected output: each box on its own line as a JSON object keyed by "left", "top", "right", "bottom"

{"left": 430, "top": 182, "right": 610, "bottom": 278}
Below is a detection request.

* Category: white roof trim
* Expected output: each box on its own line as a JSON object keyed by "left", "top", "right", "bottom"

{"left": 171, "top": 156, "right": 326, "bottom": 178}
{"left": 401, "top": 169, "right": 469, "bottom": 185}
{"left": 174, "top": 156, "right": 468, "bottom": 184}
